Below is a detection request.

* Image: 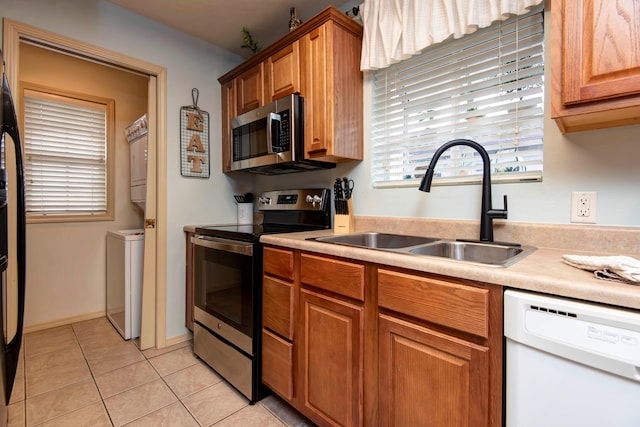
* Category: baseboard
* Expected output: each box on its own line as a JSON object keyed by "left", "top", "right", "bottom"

{"left": 24, "top": 310, "right": 107, "bottom": 334}
{"left": 164, "top": 331, "right": 193, "bottom": 348}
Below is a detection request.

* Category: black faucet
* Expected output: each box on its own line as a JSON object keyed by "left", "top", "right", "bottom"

{"left": 418, "top": 139, "right": 508, "bottom": 242}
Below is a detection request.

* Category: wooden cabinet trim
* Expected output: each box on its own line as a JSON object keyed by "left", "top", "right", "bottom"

{"left": 220, "top": 81, "right": 234, "bottom": 172}
{"left": 218, "top": 6, "right": 362, "bottom": 85}
{"left": 378, "top": 268, "right": 489, "bottom": 338}
{"left": 185, "top": 231, "right": 195, "bottom": 331}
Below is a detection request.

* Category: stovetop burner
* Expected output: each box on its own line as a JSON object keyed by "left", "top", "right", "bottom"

{"left": 195, "top": 188, "right": 331, "bottom": 242}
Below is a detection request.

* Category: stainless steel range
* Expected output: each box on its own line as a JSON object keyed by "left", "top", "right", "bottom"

{"left": 191, "top": 188, "right": 331, "bottom": 403}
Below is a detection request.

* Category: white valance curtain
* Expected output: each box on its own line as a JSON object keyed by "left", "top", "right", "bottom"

{"left": 360, "top": 0, "right": 544, "bottom": 70}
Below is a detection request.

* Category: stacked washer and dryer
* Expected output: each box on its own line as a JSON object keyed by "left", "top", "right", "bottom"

{"left": 106, "top": 115, "right": 147, "bottom": 339}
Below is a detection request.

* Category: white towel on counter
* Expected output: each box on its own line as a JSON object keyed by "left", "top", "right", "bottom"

{"left": 562, "top": 254, "right": 640, "bottom": 285}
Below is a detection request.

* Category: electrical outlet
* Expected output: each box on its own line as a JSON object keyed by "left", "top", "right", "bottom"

{"left": 571, "top": 192, "right": 597, "bottom": 223}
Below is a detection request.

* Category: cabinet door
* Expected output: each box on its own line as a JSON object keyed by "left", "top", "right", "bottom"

{"left": 378, "top": 314, "right": 490, "bottom": 427}
{"left": 266, "top": 41, "right": 300, "bottom": 102}
{"left": 552, "top": 0, "right": 640, "bottom": 132}
{"left": 301, "top": 25, "right": 331, "bottom": 159}
{"left": 561, "top": 0, "right": 640, "bottom": 105}
{"left": 236, "top": 63, "right": 264, "bottom": 115}
{"left": 299, "top": 288, "right": 363, "bottom": 427}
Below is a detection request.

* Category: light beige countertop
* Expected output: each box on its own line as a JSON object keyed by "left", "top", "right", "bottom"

{"left": 258, "top": 217, "right": 640, "bottom": 311}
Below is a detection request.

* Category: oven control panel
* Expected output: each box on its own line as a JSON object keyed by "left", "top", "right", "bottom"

{"left": 258, "top": 189, "right": 329, "bottom": 211}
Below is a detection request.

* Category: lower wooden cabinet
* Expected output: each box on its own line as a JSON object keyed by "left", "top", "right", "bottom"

{"left": 378, "top": 314, "right": 490, "bottom": 427}
{"left": 260, "top": 246, "right": 502, "bottom": 427}
{"left": 299, "top": 288, "right": 363, "bottom": 427}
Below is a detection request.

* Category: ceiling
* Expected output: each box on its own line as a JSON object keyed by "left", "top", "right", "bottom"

{"left": 105, "top": 0, "right": 353, "bottom": 57}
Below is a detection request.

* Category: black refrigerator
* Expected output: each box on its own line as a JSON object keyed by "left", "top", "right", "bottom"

{"left": 0, "top": 51, "right": 26, "bottom": 425}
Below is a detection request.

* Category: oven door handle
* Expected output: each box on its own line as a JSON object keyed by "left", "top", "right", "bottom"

{"left": 191, "top": 235, "right": 253, "bottom": 256}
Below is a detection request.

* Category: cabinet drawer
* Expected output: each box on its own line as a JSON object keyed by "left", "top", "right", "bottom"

{"left": 378, "top": 269, "right": 489, "bottom": 338}
{"left": 262, "top": 329, "right": 293, "bottom": 401}
{"left": 300, "top": 253, "right": 365, "bottom": 301}
{"left": 264, "top": 246, "right": 294, "bottom": 281}
{"left": 263, "top": 276, "right": 293, "bottom": 340}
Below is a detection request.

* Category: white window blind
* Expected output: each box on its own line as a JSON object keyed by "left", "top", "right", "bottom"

{"left": 371, "top": 6, "right": 544, "bottom": 188}
{"left": 23, "top": 89, "right": 108, "bottom": 217}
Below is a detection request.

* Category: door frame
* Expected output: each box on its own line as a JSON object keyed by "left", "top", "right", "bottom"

{"left": 2, "top": 19, "right": 168, "bottom": 349}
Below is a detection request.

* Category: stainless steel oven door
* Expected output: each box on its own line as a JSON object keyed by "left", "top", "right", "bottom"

{"left": 191, "top": 235, "right": 257, "bottom": 355}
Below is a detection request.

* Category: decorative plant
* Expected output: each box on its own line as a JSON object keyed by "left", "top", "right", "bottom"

{"left": 241, "top": 27, "right": 260, "bottom": 55}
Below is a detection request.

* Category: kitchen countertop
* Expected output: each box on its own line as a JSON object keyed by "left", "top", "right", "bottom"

{"left": 260, "top": 228, "right": 640, "bottom": 311}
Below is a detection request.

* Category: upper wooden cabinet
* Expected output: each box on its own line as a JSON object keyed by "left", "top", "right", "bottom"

{"left": 300, "top": 20, "right": 363, "bottom": 162}
{"left": 218, "top": 6, "right": 363, "bottom": 170}
{"left": 552, "top": 0, "right": 640, "bottom": 133}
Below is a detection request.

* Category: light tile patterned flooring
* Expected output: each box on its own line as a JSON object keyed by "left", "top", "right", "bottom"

{"left": 7, "top": 317, "right": 314, "bottom": 426}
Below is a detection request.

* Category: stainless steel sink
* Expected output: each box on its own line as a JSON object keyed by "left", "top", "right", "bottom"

{"left": 309, "top": 232, "right": 535, "bottom": 267}
{"left": 408, "top": 241, "right": 535, "bottom": 267}
{"left": 310, "top": 232, "right": 440, "bottom": 249}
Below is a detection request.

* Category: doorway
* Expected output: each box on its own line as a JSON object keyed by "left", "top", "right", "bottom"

{"left": 2, "top": 19, "right": 168, "bottom": 349}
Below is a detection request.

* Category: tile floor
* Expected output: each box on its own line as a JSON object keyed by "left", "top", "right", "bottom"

{"left": 7, "top": 317, "right": 314, "bottom": 426}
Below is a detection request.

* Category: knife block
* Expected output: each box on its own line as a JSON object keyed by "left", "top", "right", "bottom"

{"left": 334, "top": 199, "right": 354, "bottom": 234}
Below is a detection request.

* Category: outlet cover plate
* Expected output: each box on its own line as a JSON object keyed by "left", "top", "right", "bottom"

{"left": 571, "top": 192, "right": 597, "bottom": 223}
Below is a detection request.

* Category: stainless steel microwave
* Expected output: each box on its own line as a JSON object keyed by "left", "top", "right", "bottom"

{"left": 230, "top": 94, "right": 334, "bottom": 174}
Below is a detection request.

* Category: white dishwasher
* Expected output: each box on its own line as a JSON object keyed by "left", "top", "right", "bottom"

{"left": 106, "top": 229, "right": 144, "bottom": 339}
{"left": 504, "top": 290, "right": 640, "bottom": 427}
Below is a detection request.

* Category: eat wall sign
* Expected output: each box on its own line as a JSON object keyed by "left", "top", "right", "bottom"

{"left": 180, "top": 105, "right": 210, "bottom": 178}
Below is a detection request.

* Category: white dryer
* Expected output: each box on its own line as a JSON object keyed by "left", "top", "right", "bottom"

{"left": 106, "top": 229, "right": 144, "bottom": 339}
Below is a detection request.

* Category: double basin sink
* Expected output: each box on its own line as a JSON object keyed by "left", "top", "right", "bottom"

{"left": 309, "top": 232, "right": 535, "bottom": 267}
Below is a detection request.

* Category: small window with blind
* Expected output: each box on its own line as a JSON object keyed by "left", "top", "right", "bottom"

{"left": 22, "top": 85, "right": 114, "bottom": 222}
{"left": 371, "top": 5, "right": 544, "bottom": 188}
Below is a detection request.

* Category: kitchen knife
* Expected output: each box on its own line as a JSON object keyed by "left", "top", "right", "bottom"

{"left": 334, "top": 179, "right": 343, "bottom": 214}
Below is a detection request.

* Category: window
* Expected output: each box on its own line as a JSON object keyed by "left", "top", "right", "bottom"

{"left": 22, "top": 86, "right": 114, "bottom": 222}
{"left": 371, "top": 6, "right": 544, "bottom": 188}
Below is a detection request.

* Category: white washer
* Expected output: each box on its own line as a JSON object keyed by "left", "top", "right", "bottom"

{"left": 505, "top": 290, "right": 640, "bottom": 427}
{"left": 106, "top": 229, "right": 144, "bottom": 339}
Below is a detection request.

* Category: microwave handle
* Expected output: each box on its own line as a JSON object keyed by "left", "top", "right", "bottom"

{"left": 267, "top": 112, "right": 281, "bottom": 154}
